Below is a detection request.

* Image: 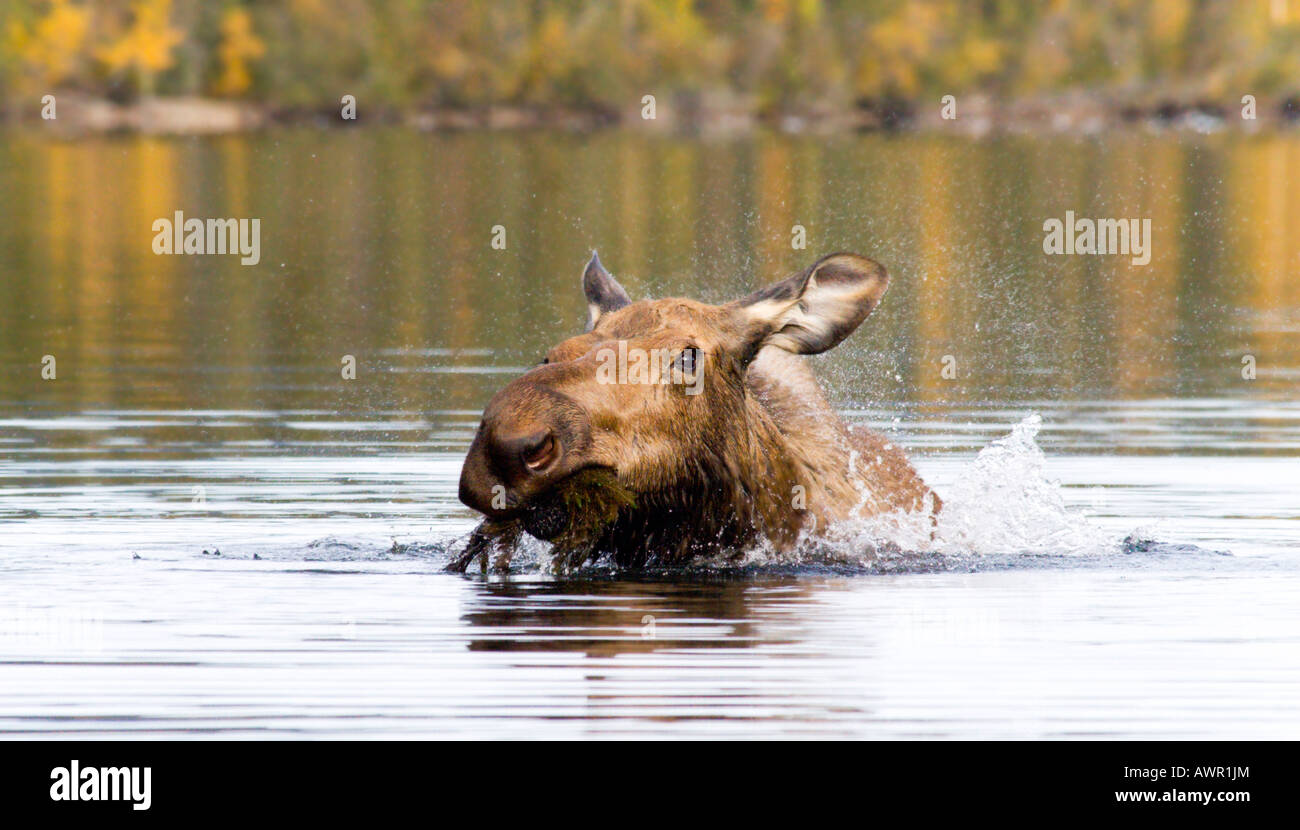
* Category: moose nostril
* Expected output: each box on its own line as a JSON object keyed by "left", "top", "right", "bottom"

{"left": 521, "top": 430, "right": 558, "bottom": 472}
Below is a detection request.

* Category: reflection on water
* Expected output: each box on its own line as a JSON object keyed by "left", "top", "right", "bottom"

{"left": 2, "top": 128, "right": 1299, "bottom": 416}
{"left": 461, "top": 578, "right": 777, "bottom": 656}
{"left": 1, "top": 129, "right": 1298, "bottom": 738}
{"left": 4, "top": 558, "right": 1298, "bottom": 739}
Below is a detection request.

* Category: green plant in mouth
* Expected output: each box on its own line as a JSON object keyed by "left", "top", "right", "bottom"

{"left": 547, "top": 468, "right": 637, "bottom": 573}
{"left": 446, "top": 468, "right": 635, "bottom": 574}
{"left": 446, "top": 518, "right": 520, "bottom": 573}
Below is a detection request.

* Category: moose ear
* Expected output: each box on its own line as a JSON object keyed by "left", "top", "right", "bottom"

{"left": 731, "top": 253, "right": 889, "bottom": 356}
{"left": 582, "top": 251, "right": 631, "bottom": 331}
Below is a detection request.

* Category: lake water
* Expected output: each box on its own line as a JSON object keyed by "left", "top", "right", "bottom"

{"left": 0, "top": 128, "right": 1297, "bottom": 738}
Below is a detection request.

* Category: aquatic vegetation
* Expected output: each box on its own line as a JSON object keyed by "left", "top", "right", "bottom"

{"left": 449, "top": 467, "right": 636, "bottom": 574}
{"left": 542, "top": 468, "right": 639, "bottom": 573}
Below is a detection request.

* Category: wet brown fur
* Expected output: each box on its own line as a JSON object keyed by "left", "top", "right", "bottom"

{"left": 454, "top": 254, "right": 940, "bottom": 572}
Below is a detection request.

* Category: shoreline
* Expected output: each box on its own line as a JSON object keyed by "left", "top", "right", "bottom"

{"left": 8, "top": 91, "right": 1300, "bottom": 137}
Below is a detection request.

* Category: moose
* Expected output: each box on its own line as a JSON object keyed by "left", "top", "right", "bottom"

{"left": 450, "top": 252, "right": 940, "bottom": 572}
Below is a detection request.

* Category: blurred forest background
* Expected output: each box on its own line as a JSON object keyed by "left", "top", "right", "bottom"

{"left": 3, "top": 0, "right": 1300, "bottom": 126}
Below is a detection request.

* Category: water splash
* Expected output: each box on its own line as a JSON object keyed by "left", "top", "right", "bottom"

{"left": 931, "top": 413, "right": 1116, "bottom": 555}
{"left": 818, "top": 413, "right": 1117, "bottom": 561}
{"left": 305, "top": 415, "right": 1126, "bottom": 572}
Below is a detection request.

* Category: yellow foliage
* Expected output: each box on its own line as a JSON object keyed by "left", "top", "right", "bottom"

{"left": 796, "top": 0, "right": 822, "bottom": 27}
{"left": 9, "top": 0, "right": 90, "bottom": 86}
{"left": 1148, "top": 0, "right": 1192, "bottom": 46}
{"left": 956, "top": 37, "right": 1003, "bottom": 79}
{"left": 97, "top": 0, "right": 184, "bottom": 86}
{"left": 858, "top": 2, "right": 943, "bottom": 98}
{"left": 2, "top": 0, "right": 1300, "bottom": 112}
{"left": 213, "top": 9, "right": 266, "bottom": 97}
{"left": 643, "top": 0, "right": 710, "bottom": 58}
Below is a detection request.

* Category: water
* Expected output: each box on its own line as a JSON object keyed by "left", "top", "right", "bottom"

{"left": 1, "top": 129, "right": 1297, "bottom": 738}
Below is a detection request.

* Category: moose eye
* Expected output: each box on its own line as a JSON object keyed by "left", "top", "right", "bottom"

{"left": 675, "top": 347, "right": 699, "bottom": 375}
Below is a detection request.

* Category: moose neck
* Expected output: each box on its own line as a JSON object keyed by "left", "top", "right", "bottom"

{"left": 600, "top": 387, "right": 809, "bottom": 568}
